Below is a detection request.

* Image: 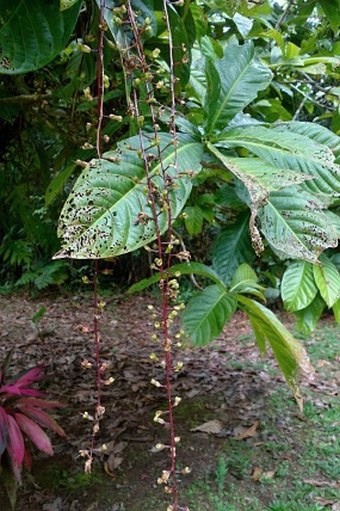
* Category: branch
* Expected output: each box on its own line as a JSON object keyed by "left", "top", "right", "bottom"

{"left": 275, "top": 0, "right": 295, "bottom": 30}
{"left": 0, "top": 93, "right": 51, "bottom": 105}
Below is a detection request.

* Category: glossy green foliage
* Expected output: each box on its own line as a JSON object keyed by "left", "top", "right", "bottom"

{"left": 204, "top": 41, "right": 272, "bottom": 133}
{"left": 281, "top": 261, "right": 318, "bottom": 312}
{"left": 313, "top": 255, "right": 340, "bottom": 308}
{"left": 182, "top": 285, "right": 237, "bottom": 346}
{"left": 0, "top": 1, "right": 81, "bottom": 74}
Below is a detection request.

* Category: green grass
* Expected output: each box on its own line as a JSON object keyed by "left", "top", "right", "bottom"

{"left": 182, "top": 322, "right": 340, "bottom": 511}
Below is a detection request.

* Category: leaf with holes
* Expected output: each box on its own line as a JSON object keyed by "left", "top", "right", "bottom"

{"left": 182, "top": 285, "right": 237, "bottom": 346}
{"left": 275, "top": 122, "right": 340, "bottom": 158}
{"left": 208, "top": 143, "right": 312, "bottom": 206}
{"left": 281, "top": 261, "right": 318, "bottom": 312}
{"left": 216, "top": 125, "right": 340, "bottom": 198}
{"left": 54, "top": 133, "right": 203, "bottom": 259}
{"left": 313, "top": 255, "right": 340, "bottom": 308}
{"left": 0, "top": 1, "right": 81, "bottom": 74}
{"left": 258, "top": 187, "right": 338, "bottom": 263}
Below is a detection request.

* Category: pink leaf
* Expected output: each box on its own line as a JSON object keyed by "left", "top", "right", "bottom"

{"left": 18, "top": 406, "right": 65, "bottom": 437}
{"left": 0, "top": 406, "right": 9, "bottom": 457}
{"left": 14, "top": 413, "right": 53, "bottom": 455}
{"left": 5, "top": 414, "right": 25, "bottom": 480}
{"left": 16, "top": 397, "right": 65, "bottom": 409}
{"left": 15, "top": 367, "right": 44, "bottom": 388}
{"left": 0, "top": 384, "right": 43, "bottom": 397}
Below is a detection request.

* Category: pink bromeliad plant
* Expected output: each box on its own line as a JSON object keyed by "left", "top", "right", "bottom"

{"left": 0, "top": 349, "right": 65, "bottom": 507}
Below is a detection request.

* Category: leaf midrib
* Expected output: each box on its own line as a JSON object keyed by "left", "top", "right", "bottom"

{"left": 207, "top": 47, "right": 254, "bottom": 133}
{"left": 217, "top": 136, "right": 336, "bottom": 169}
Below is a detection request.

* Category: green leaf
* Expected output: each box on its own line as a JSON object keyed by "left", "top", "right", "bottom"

{"left": 248, "top": 314, "right": 267, "bottom": 354}
{"left": 184, "top": 206, "right": 204, "bottom": 235}
{"left": 212, "top": 212, "right": 256, "bottom": 284}
{"left": 333, "top": 299, "right": 340, "bottom": 323}
{"left": 182, "top": 285, "right": 237, "bottom": 346}
{"left": 319, "top": 0, "right": 340, "bottom": 34}
{"left": 205, "top": 41, "right": 272, "bottom": 133}
{"left": 281, "top": 261, "right": 318, "bottom": 312}
{"left": 295, "top": 293, "right": 325, "bottom": 335}
{"left": 231, "top": 263, "right": 258, "bottom": 285}
{"left": 45, "top": 162, "right": 76, "bottom": 207}
{"left": 204, "top": 57, "right": 221, "bottom": 122}
{"left": 168, "top": 4, "right": 191, "bottom": 85}
{"left": 0, "top": 1, "right": 81, "bottom": 74}
{"left": 54, "top": 134, "right": 203, "bottom": 259}
{"left": 274, "top": 122, "right": 340, "bottom": 158}
{"left": 128, "top": 262, "right": 225, "bottom": 294}
{"left": 258, "top": 187, "right": 338, "bottom": 263}
{"left": 238, "top": 295, "right": 314, "bottom": 392}
{"left": 60, "top": 0, "right": 80, "bottom": 10}
{"left": 313, "top": 255, "right": 340, "bottom": 308}
{"left": 1, "top": 464, "right": 17, "bottom": 510}
{"left": 229, "top": 263, "right": 266, "bottom": 301}
{"left": 216, "top": 125, "right": 340, "bottom": 197}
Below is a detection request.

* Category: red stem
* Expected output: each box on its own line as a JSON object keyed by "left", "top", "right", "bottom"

{"left": 96, "top": 0, "right": 105, "bottom": 159}
{"left": 89, "top": 0, "right": 105, "bottom": 463}
{"left": 125, "top": 2, "right": 179, "bottom": 507}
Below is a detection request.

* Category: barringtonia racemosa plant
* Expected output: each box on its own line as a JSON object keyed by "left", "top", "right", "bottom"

{"left": 55, "top": 28, "right": 339, "bottom": 400}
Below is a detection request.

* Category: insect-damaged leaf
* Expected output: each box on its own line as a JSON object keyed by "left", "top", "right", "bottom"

{"left": 216, "top": 124, "right": 340, "bottom": 198}
{"left": 54, "top": 133, "right": 203, "bottom": 259}
{"left": 258, "top": 187, "right": 338, "bottom": 263}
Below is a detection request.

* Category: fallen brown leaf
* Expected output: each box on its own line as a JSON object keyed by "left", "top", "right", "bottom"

{"left": 304, "top": 479, "right": 340, "bottom": 488}
{"left": 252, "top": 466, "right": 276, "bottom": 482}
{"left": 190, "top": 419, "right": 223, "bottom": 434}
{"left": 234, "top": 420, "right": 260, "bottom": 440}
{"left": 104, "top": 454, "right": 124, "bottom": 477}
{"left": 252, "top": 466, "right": 262, "bottom": 482}
{"left": 314, "top": 497, "right": 337, "bottom": 506}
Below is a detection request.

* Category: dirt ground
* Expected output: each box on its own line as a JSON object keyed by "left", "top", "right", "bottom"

{"left": 0, "top": 292, "right": 338, "bottom": 510}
